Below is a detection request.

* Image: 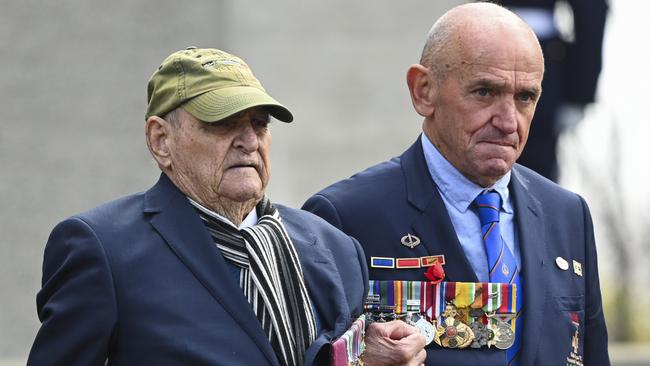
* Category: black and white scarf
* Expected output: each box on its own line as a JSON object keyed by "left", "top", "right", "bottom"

{"left": 190, "top": 197, "right": 316, "bottom": 366}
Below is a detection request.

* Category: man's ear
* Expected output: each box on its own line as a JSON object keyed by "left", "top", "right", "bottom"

{"left": 406, "top": 64, "right": 436, "bottom": 117}
{"left": 145, "top": 116, "right": 173, "bottom": 170}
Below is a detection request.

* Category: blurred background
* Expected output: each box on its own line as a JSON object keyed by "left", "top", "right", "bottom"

{"left": 1, "top": 0, "right": 648, "bottom": 364}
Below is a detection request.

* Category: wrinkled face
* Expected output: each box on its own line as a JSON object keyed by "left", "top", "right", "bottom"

{"left": 424, "top": 28, "right": 543, "bottom": 187}
{"left": 168, "top": 107, "right": 272, "bottom": 207}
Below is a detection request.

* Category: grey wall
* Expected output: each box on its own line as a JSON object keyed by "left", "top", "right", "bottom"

{"left": 0, "top": 0, "right": 462, "bottom": 360}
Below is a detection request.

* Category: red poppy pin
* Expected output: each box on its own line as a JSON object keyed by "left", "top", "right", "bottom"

{"left": 424, "top": 262, "right": 445, "bottom": 284}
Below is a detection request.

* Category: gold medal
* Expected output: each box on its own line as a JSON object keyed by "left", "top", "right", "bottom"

{"left": 573, "top": 260, "right": 583, "bottom": 277}
{"left": 433, "top": 304, "right": 475, "bottom": 349}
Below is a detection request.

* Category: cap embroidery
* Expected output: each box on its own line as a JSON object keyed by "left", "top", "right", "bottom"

{"left": 201, "top": 59, "right": 241, "bottom": 69}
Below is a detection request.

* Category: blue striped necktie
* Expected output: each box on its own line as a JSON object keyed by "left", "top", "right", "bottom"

{"left": 474, "top": 191, "right": 522, "bottom": 366}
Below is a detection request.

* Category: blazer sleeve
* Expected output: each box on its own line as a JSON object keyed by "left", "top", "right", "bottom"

{"left": 28, "top": 217, "right": 117, "bottom": 366}
{"left": 579, "top": 196, "right": 610, "bottom": 365}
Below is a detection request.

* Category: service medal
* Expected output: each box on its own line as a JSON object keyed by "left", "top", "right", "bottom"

{"left": 415, "top": 318, "right": 435, "bottom": 346}
{"left": 406, "top": 313, "right": 435, "bottom": 346}
{"left": 433, "top": 304, "right": 475, "bottom": 349}
{"left": 487, "top": 317, "right": 515, "bottom": 350}
{"left": 469, "top": 320, "right": 489, "bottom": 348}
{"left": 434, "top": 319, "right": 475, "bottom": 348}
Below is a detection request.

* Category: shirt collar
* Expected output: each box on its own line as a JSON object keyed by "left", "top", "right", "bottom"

{"left": 188, "top": 198, "right": 259, "bottom": 229}
{"left": 420, "top": 134, "right": 513, "bottom": 214}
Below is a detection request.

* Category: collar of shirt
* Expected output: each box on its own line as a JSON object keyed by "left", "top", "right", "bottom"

{"left": 420, "top": 134, "right": 513, "bottom": 214}
{"left": 187, "top": 197, "right": 259, "bottom": 229}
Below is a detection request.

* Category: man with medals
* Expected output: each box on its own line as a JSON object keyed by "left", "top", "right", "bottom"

{"left": 304, "top": 2, "right": 610, "bottom": 365}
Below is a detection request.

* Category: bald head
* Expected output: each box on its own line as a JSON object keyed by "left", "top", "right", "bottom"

{"left": 420, "top": 2, "right": 543, "bottom": 81}
{"left": 406, "top": 2, "right": 545, "bottom": 187}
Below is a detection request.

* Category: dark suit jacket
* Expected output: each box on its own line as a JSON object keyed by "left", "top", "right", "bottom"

{"left": 303, "top": 138, "right": 610, "bottom": 366}
{"left": 29, "top": 174, "right": 368, "bottom": 366}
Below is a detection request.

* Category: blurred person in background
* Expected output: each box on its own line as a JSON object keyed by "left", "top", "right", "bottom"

{"left": 501, "top": 0, "right": 608, "bottom": 181}
{"left": 304, "top": 3, "right": 609, "bottom": 365}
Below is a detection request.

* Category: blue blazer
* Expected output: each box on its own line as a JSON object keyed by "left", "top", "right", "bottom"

{"left": 29, "top": 174, "right": 368, "bottom": 366}
{"left": 303, "top": 138, "right": 610, "bottom": 366}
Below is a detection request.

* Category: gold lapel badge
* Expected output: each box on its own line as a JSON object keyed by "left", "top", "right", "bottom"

{"left": 573, "top": 260, "right": 583, "bottom": 277}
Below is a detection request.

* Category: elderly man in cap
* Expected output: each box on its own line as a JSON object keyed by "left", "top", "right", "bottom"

{"left": 304, "top": 3, "right": 609, "bottom": 366}
{"left": 27, "top": 48, "right": 425, "bottom": 366}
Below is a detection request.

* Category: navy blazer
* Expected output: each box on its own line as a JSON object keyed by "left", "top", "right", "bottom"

{"left": 29, "top": 174, "right": 368, "bottom": 366}
{"left": 303, "top": 138, "right": 610, "bottom": 366}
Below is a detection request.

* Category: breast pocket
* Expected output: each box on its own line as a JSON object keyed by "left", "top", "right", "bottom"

{"left": 553, "top": 295, "right": 585, "bottom": 366}
{"left": 554, "top": 295, "right": 585, "bottom": 311}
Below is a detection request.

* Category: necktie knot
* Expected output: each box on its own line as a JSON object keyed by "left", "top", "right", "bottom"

{"left": 474, "top": 191, "right": 501, "bottom": 225}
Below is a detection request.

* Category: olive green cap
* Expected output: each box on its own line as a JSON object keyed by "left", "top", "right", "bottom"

{"left": 146, "top": 47, "right": 293, "bottom": 122}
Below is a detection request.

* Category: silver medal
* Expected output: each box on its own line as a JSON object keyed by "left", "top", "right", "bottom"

{"left": 414, "top": 318, "right": 435, "bottom": 345}
{"left": 488, "top": 318, "right": 515, "bottom": 350}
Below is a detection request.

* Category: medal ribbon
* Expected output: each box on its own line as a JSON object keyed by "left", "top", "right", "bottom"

{"left": 364, "top": 280, "right": 430, "bottom": 315}
{"left": 331, "top": 314, "right": 366, "bottom": 365}
{"left": 421, "top": 281, "right": 433, "bottom": 320}
{"left": 453, "top": 282, "right": 475, "bottom": 308}
{"left": 365, "top": 281, "right": 518, "bottom": 319}
{"left": 430, "top": 282, "right": 516, "bottom": 317}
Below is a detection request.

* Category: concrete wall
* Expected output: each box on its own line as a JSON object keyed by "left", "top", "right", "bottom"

{"left": 0, "top": 0, "right": 462, "bottom": 360}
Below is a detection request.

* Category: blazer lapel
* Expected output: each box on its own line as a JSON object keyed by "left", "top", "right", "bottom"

{"left": 510, "top": 166, "right": 548, "bottom": 365}
{"left": 281, "top": 210, "right": 350, "bottom": 335}
{"left": 276, "top": 206, "right": 351, "bottom": 366}
{"left": 402, "top": 138, "right": 478, "bottom": 282}
{"left": 143, "top": 174, "right": 278, "bottom": 366}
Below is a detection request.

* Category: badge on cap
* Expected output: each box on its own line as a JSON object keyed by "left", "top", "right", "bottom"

{"left": 401, "top": 233, "right": 421, "bottom": 248}
{"left": 556, "top": 256, "right": 569, "bottom": 270}
{"left": 573, "top": 260, "right": 583, "bottom": 277}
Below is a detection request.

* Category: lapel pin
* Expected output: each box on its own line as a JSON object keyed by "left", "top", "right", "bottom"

{"left": 555, "top": 256, "right": 569, "bottom": 271}
{"left": 401, "top": 233, "right": 421, "bottom": 248}
{"left": 573, "top": 260, "right": 583, "bottom": 276}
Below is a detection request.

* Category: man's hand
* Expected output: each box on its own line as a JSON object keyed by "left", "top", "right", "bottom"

{"left": 362, "top": 320, "right": 427, "bottom": 366}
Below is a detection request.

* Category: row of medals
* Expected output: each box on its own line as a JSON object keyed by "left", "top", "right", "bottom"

{"left": 365, "top": 304, "right": 515, "bottom": 350}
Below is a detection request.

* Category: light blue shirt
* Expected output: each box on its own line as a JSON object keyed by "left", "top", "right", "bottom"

{"left": 421, "top": 134, "right": 521, "bottom": 282}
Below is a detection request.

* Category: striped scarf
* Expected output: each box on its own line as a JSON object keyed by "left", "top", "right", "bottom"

{"left": 190, "top": 197, "right": 316, "bottom": 366}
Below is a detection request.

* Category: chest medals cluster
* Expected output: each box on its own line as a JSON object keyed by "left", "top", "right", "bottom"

{"left": 366, "top": 234, "right": 518, "bottom": 351}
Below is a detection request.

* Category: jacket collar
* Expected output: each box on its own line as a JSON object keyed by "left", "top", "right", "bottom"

{"left": 401, "top": 137, "right": 478, "bottom": 282}
{"left": 143, "top": 173, "right": 279, "bottom": 366}
{"left": 510, "top": 165, "right": 548, "bottom": 365}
